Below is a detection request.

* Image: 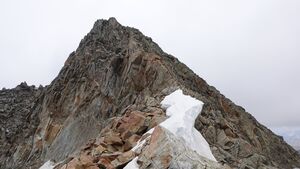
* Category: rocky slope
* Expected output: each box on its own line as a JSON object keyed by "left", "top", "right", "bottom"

{"left": 0, "top": 83, "right": 44, "bottom": 168}
{"left": 1, "top": 18, "right": 300, "bottom": 169}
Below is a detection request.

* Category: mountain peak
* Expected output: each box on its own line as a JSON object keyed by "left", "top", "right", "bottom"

{"left": 76, "top": 17, "right": 165, "bottom": 59}
{"left": 1, "top": 18, "right": 300, "bottom": 169}
{"left": 107, "top": 17, "right": 120, "bottom": 26}
{"left": 92, "top": 17, "right": 121, "bottom": 31}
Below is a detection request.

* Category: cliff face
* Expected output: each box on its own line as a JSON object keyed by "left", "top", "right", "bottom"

{"left": 0, "top": 83, "right": 44, "bottom": 168}
{"left": 0, "top": 18, "right": 299, "bottom": 169}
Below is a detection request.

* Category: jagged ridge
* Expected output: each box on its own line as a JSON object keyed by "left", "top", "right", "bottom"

{"left": 0, "top": 17, "right": 299, "bottom": 169}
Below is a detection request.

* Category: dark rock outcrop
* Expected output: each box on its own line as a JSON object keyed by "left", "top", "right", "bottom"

{"left": 0, "top": 82, "right": 44, "bottom": 168}
{"left": 0, "top": 18, "right": 299, "bottom": 169}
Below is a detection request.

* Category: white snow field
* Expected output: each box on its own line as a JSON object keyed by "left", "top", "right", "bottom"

{"left": 39, "top": 160, "right": 55, "bottom": 169}
{"left": 124, "top": 157, "right": 139, "bottom": 169}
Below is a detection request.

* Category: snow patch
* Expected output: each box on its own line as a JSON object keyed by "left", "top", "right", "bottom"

{"left": 160, "top": 89, "right": 217, "bottom": 161}
{"left": 131, "top": 128, "right": 154, "bottom": 152}
{"left": 131, "top": 138, "right": 147, "bottom": 152}
{"left": 39, "top": 160, "right": 55, "bottom": 169}
{"left": 124, "top": 89, "right": 217, "bottom": 168}
{"left": 124, "top": 157, "right": 139, "bottom": 169}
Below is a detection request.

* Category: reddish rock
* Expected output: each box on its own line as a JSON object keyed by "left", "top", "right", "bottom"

{"left": 103, "top": 131, "right": 123, "bottom": 146}
{"left": 124, "top": 134, "right": 141, "bottom": 151}
{"left": 44, "top": 123, "right": 62, "bottom": 144}
{"left": 91, "top": 145, "right": 106, "bottom": 157}
{"left": 100, "top": 151, "right": 123, "bottom": 163}
{"left": 98, "top": 157, "right": 114, "bottom": 169}
{"left": 79, "top": 154, "right": 94, "bottom": 167}
{"left": 111, "top": 151, "right": 135, "bottom": 168}
{"left": 117, "top": 111, "right": 146, "bottom": 138}
{"left": 60, "top": 158, "right": 82, "bottom": 169}
{"left": 85, "top": 166, "right": 99, "bottom": 169}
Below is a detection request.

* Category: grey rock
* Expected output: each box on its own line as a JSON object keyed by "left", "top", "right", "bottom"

{"left": 0, "top": 18, "right": 299, "bottom": 169}
{"left": 136, "top": 126, "right": 222, "bottom": 169}
{"left": 0, "top": 83, "right": 44, "bottom": 169}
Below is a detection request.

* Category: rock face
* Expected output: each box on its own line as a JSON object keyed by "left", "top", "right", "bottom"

{"left": 0, "top": 83, "right": 44, "bottom": 168}
{"left": 55, "top": 109, "right": 167, "bottom": 169}
{"left": 55, "top": 89, "right": 220, "bottom": 169}
{"left": 127, "top": 126, "right": 221, "bottom": 169}
{"left": 0, "top": 17, "right": 300, "bottom": 169}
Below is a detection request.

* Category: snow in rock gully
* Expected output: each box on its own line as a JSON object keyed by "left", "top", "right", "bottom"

{"left": 124, "top": 89, "right": 217, "bottom": 168}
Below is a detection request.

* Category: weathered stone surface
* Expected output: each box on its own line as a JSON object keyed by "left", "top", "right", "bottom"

{"left": 111, "top": 150, "right": 135, "bottom": 168}
{"left": 0, "top": 82, "right": 44, "bottom": 169}
{"left": 1, "top": 17, "right": 300, "bottom": 169}
{"left": 133, "top": 126, "right": 222, "bottom": 169}
{"left": 195, "top": 103, "right": 300, "bottom": 168}
{"left": 124, "top": 134, "right": 141, "bottom": 151}
{"left": 59, "top": 109, "right": 165, "bottom": 169}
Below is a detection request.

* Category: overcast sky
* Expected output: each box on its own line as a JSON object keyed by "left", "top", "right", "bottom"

{"left": 0, "top": 0, "right": 299, "bottom": 129}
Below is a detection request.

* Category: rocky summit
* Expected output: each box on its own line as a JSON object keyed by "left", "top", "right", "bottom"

{"left": 1, "top": 18, "right": 300, "bottom": 169}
